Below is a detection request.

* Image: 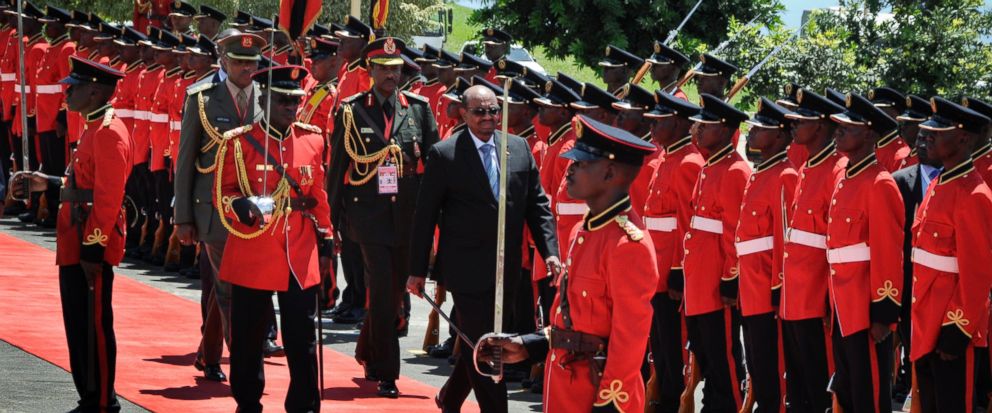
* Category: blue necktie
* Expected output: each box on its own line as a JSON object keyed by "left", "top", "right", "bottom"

{"left": 481, "top": 144, "right": 499, "bottom": 197}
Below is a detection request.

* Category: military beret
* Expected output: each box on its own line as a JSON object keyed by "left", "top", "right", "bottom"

{"left": 921, "top": 96, "right": 990, "bottom": 135}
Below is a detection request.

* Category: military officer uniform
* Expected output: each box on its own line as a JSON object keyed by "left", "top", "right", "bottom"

{"left": 52, "top": 57, "right": 131, "bottom": 413}
{"left": 543, "top": 115, "right": 659, "bottom": 412}
{"left": 300, "top": 37, "right": 340, "bottom": 141}
{"left": 735, "top": 99, "right": 799, "bottom": 412}
{"left": 777, "top": 83, "right": 809, "bottom": 166}
{"left": 826, "top": 93, "right": 904, "bottom": 412}
{"left": 682, "top": 94, "right": 750, "bottom": 412}
{"left": 910, "top": 98, "right": 992, "bottom": 412}
{"left": 216, "top": 65, "right": 332, "bottom": 413}
{"left": 779, "top": 88, "right": 847, "bottom": 413}
{"left": 327, "top": 37, "right": 440, "bottom": 392}
{"left": 641, "top": 92, "right": 704, "bottom": 413}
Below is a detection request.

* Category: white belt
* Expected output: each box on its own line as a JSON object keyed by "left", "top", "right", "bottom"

{"left": 115, "top": 108, "right": 134, "bottom": 118}
{"left": 645, "top": 217, "right": 677, "bottom": 232}
{"left": 35, "top": 85, "right": 61, "bottom": 94}
{"left": 149, "top": 113, "right": 169, "bottom": 123}
{"left": 826, "top": 242, "right": 870, "bottom": 264}
{"left": 133, "top": 110, "right": 149, "bottom": 120}
{"left": 0, "top": 73, "right": 13, "bottom": 81}
{"left": 13, "top": 84, "right": 30, "bottom": 93}
{"left": 169, "top": 120, "right": 181, "bottom": 130}
{"left": 557, "top": 202, "right": 589, "bottom": 216}
{"left": 735, "top": 236, "right": 774, "bottom": 256}
{"left": 912, "top": 247, "right": 959, "bottom": 273}
{"left": 690, "top": 215, "right": 723, "bottom": 234}
{"left": 786, "top": 228, "right": 827, "bottom": 249}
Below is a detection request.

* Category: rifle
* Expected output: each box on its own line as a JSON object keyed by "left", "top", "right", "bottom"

{"left": 644, "top": 352, "right": 660, "bottom": 412}
{"left": 421, "top": 282, "right": 445, "bottom": 352}
{"left": 676, "top": 14, "right": 764, "bottom": 89}
{"left": 725, "top": 29, "right": 799, "bottom": 101}
{"left": 677, "top": 352, "right": 701, "bottom": 413}
{"left": 628, "top": 0, "right": 705, "bottom": 91}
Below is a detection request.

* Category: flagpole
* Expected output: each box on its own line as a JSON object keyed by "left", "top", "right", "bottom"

{"left": 16, "top": 1, "right": 28, "bottom": 174}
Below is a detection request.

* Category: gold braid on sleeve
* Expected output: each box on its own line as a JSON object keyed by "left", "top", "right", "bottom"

{"left": 341, "top": 104, "right": 404, "bottom": 186}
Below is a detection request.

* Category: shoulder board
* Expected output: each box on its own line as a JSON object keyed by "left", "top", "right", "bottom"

{"left": 187, "top": 81, "right": 217, "bottom": 95}
{"left": 615, "top": 215, "right": 643, "bottom": 241}
{"left": 401, "top": 90, "right": 429, "bottom": 103}
{"left": 293, "top": 122, "right": 322, "bottom": 134}
{"left": 341, "top": 92, "right": 365, "bottom": 104}
{"left": 222, "top": 125, "right": 252, "bottom": 140}
{"left": 101, "top": 107, "right": 115, "bottom": 127}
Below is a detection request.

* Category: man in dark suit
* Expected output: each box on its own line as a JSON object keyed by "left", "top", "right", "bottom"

{"left": 891, "top": 115, "right": 941, "bottom": 403}
{"left": 407, "top": 85, "right": 560, "bottom": 412}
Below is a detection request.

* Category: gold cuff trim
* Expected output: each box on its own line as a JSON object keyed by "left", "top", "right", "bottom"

{"left": 593, "top": 380, "right": 629, "bottom": 412}
{"left": 872, "top": 280, "right": 900, "bottom": 305}
{"left": 943, "top": 309, "right": 973, "bottom": 338}
{"left": 83, "top": 228, "right": 109, "bottom": 247}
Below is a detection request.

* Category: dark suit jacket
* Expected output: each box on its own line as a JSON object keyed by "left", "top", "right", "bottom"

{"left": 409, "top": 130, "right": 558, "bottom": 294}
{"left": 893, "top": 165, "right": 925, "bottom": 312}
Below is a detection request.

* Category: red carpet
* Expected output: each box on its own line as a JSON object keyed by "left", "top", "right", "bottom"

{"left": 0, "top": 232, "right": 475, "bottom": 412}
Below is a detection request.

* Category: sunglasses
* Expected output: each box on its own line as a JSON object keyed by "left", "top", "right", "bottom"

{"left": 469, "top": 106, "right": 501, "bottom": 116}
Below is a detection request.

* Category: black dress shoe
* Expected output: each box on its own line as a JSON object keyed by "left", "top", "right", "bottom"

{"left": 17, "top": 211, "right": 35, "bottom": 223}
{"left": 263, "top": 339, "right": 285, "bottom": 358}
{"left": 36, "top": 217, "right": 57, "bottom": 229}
{"left": 377, "top": 380, "right": 399, "bottom": 398}
{"left": 203, "top": 364, "right": 227, "bottom": 381}
{"left": 328, "top": 302, "right": 352, "bottom": 317}
{"left": 428, "top": 337, "right": 454, "bottom": 359}
{"left": 164, "top": 261, "right": 181, "bottom": 272}
{"left": 4, "top": 202, "right": 26, "bottom": 216}
{"left": 332, "top": 307, "right": 365, "bottom": 324}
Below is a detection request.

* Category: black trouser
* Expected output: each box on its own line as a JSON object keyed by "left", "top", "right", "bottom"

{"left": 39, "top": 130, "right": 65, "bottom": 209}
{"left": 916, "top": 346, "right": 973, "bottom": 413}
{"left": 355, "top": 243, "right": 405, "bottom": 380}
{"left": 152, "top": 166, "right": 173, "bottom": 223}
{"left": 230, "top": 280, "right": 319, "bottom": 413}
{"left": 781, "top": 318, "right": 831, "bottom": 413}
{"left": 439, "top": 288, "right": 509, "bottom": 413}
{"left": 59, "top": 262, "right": 121, "bottom": 413}
{"left": 123, "top": 162, "right": 148, "bottom": 248}
{"left": 511, "top": 265, "right": 536, "bottom": 334}
{"left": 535, "top": 277, "right": 556, "bottom": 323}
{"left": 741, "top": 312, "right": 781, "bottom": 413}
{"left": 339, "top": 235, "right": 366, "bottom": 309}
{"left": 830, "top": 320, "right": 893, "bottom": 413}
{"left": 197, "top": 246, "right": 225, "bottom": 365}
{"left": 973, "top": 346, "right": 990, "bottom": 411}
{"left": 685, "top": 307, "right": 745, "bottom": 413}
{"left": 648, "top": 293, "right": 684, "bottom": 413}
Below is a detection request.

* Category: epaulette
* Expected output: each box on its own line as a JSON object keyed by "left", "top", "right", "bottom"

{"left": 615, "top": 215, "right": 643, "bottom": 241}
{"left": 222, "top": 124, "right": 252, "bottom": 140}
{"left": 293, "top": 122, "right": 322, "bottom": 134}
{"left": 187, "top": 81, "right": 217, "bottom": 95}
{"left": 341, "top": 92, "right": 365, "bottom": 104}
{"left": 401, "top": 90, "right": 429, "bottom": 103}
{"left": 102, "top": 107, "right": 115, "bottom": 128}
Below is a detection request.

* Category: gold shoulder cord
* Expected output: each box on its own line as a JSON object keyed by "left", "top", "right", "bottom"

{"left": 195, "top": 92, "right": 230, "bottom": 173}
{"left": 212, "top": 129, "right": 292, "bottom": 240}
{"left": 341, "top": 104, "right": 404, "bottom": 185}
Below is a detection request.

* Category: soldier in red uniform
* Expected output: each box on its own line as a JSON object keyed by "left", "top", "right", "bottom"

{"left": 14, "top": 56, "right": 131, "bottom": 413}
{"left": 300, "top": 37, "right": 339, "bottom": 146}
{"left": 216, "top": 65, "right": 332, "bottom": 413}
{"left": 890, "top": 95, "right": 931, "bottom": 172}
{"left": 438, "top": 76, "right": 471, "bottom": 139}
{"left": 480, "top": 28, "right": 511, "bottom": 83}
{"left": 10, "top": 3, "right": 47, "bottom": 223}
{"left": 478, "top": 114, "right": 659, "bottom": 412}
{"left": 869, "top": 87, "right": 913, "bottom": 172}
{"left": 642, "top": 90, "right": 704, "bottom": 412}
{"left": 400, "top": 54, "right": 423, "bottom": 94}
{"left": 598, "top": 45, "right": 643, "bottom": 96}
{"left": 826, "top": 93, "right": 904, "bottom": 413}
{"left": 778, "top": 88, "right": 847, "bottom": 413}
{"left": 333, "top": 16, "right": 372, "bottom": 103}
{"left": 682, "top": 93, "right": 751, "bottom": 411}
{"left": 647, "top": 41, "right": 690, "bottom": 101}
{"left": 734, "top": 98, "right": 799, "bottom": 412}
{"left": 962, "top": 97, "right": 992, "bottom": 184}
{"left": 145, "top": 30, "right": 182, "bottom": 265}
{"left": 431, "top": 50, "right": 461, "bottom": 135}
{"left": 193, "top": 5, "right": 225, "bottom": 40}
{"left": 33, "top": 6, "right": 73, "bottom": 227}
{"left": 611, "top": 83, "right": 656, "bottom": 211}
{"left": 690, "top": 54, "right": 741, "bottom": 150}
{"left": 776, "top": 84, "right": 810, "bottom": 166}
{"left": 418, "top": 45, "right": 445, "bottom": 112}
{"left": 910, "top": 97, "right": 992, "bottom": 413}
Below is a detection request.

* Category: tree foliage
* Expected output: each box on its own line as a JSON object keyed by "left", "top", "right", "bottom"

{"left": 45, "top": 0, "right": 443, "bottom": 41}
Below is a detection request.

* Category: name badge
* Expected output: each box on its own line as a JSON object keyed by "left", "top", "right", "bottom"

{"left": 361, "top": 127, "right": 374, "bottom": 134}
{"left": 215, "top": 116, "right": 232, "bottom": 123}
{"left": 377, "top": 164, "right": 399, "bottom": 194}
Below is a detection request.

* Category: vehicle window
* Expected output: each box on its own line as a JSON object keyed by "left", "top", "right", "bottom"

{"left": 508, "top": 47, "right": 533, "bottom": 62}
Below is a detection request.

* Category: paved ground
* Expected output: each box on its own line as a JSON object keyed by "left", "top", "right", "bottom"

{"left": 0, "top": 217, "right": 544, "bottom": 412}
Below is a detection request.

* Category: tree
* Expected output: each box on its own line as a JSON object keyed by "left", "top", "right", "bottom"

{"left": 46, "top": 0, "right": 443, "bottom": 41}
{"left": 470, "top": 0, "right": 782, "bottom": 68}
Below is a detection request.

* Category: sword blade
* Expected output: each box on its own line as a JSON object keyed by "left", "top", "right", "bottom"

{"left": 421, "top": 288, "right": 475, "bottom": 350}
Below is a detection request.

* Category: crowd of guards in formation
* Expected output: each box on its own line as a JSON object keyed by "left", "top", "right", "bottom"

{"left": 2, "top": 1, "right": 991, "bottom": 412}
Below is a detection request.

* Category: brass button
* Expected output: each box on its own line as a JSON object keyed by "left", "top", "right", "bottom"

{"left": 556, "top": 307, "right": 561, "bottom": 314}
{"left": 257, "top": 178, "right": 262, "bottom": 183}
{"left": 933, "top": 232, "right": 938, "bottom": 237}
{"left": 838, "top": 183, "right": 843, "bottom": 189}
{"left": 391, "top": 196, "right": 397, "bottom": 202}
{"left": 751, "top": 211, "right": 757, "bottom": 216}
{"left": 282, "top": 147, "right": 286, "bottom": 151}
{"left": 807, "top": 209, "right": 812, "bottom": 214}
{"left": 845, "top": 217, "right": 851, "bottom": 223}
{"left": 783, "top": 252, "right": 789, "bottom": 258}
{"left": 581, "top": 290, "right": 587, "bottom": 297}
{"left": 912, "top": 297, "right": 917, "bottom": 303}
{"left": 913, "top": 276, "right": 918, "bottom": 282}
{"left": 566, "top": 258, "right": 571, "bottom": 265}
{"left": 577, "top": 237, "right": 584, "bottom": 244}
{"left": 685, "top": 233, "right": 692, "bottom": 240}
{"left": 830, "top": 269, "right": 836, "bottom": 275}
{"left": 684, "top": 249, "right": 689, "bottom": 255}
{"left": 701, "top": 206, "right": 706, "bottom": 211}
{"left": 750, "top": 176, "right": 756, "bottom": 182}
{"left": 365, "top": 138, "right": 371, "bottom": 143}
{"left": 735, "top": 237, "right": 740, "bottom": 242}
{"left": 826, "top": 235, "right": 831, "bottom": 241}
{"left": 701, "top": 173, "right": 706, "bottom": 179}
{"left": 831, "top": 199, "right": 837, "bottom": 205}
{"left": 551, "top": 354, "right": 557, "bottom": 361}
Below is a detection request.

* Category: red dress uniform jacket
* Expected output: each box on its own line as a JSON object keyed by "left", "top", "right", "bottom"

{"left": 974, "top": 142, "right": 992, "bottom": 184}
{"left": 131, "top": 64, "right": 164, "bottom": 165}
{"left": 531, "top": 124, "right": 575, "bottom": 281}
{"left": 112, "top": 61, "right": 144, "bottom": 149}
{"left": 630, "top": 148, "right": 663, "bottom": 212}
{"left": 787, "top": 143, "right": 808, "bottom": 167}
{"left": 683, "top": 143, "right": 752, "bottom": 316}
{"left": 299, "top": 79, "right": 338, "bottom": 149}
{"left": 895, "top": 148, "right": 919, "bottom": 171}
{"left": 168, "top": 71, "right": 201, "bottom": 170}
{"left": 336, "top": 60, "right": 370, "bottom": 104}
{"left": 34, "top": 34, "right": 72, "bottom": 133}
{"left": 826, "top": 153, "right": 904, "bottom": 336}
{"left": 216, "top": 121, "right": 333, "bottom": 291}
{"left": 781, "top": 142, "right": 847, "bottom": 321}
{"left": 643, "top": 136, "right": 703, "bottom": 292}
{"left": 910, "top": 160, "right": 992, "bottom": 360}
{"left": 418, "top": 79, "right": 445, "bottom": 118}
{"left": 12, "top": 33, "right": 47, "bottom": 137}
{"left": 735, "top": 152, "right": 797, "bottom": 316}
{"left": 545, "top": 197, "right": 659, "bottom": 413}
{"left": 874, "top": 132, "right": 912, "bottom": 172}
{"left": 56, "top": 106, "right": 133, "bottom": 266}
{"left": 148, "top": 66, "right": 182, "bottom": 171}
{"left": 0, "top": 28, "right": 17, "bottom": 121}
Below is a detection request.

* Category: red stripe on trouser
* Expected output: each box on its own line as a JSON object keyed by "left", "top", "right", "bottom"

{"left": 967, "top": 346, "right": 975, "bottom": 413}
{"left": 94, "top": 273, "right": 109, "bottom": 410}
{"left": 868, "top": 334, "right": 879, "bottom": 413}
{"left": 824, "top": 321, "right": 835, "bottom": 375}
{"left": 724, "top": 307, "right": 743, "bottom": 408}
{"left": 776, "top": 318, "right": 786, "bottom": 413}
